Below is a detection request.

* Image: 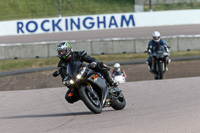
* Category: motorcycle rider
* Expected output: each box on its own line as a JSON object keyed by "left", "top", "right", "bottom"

{"left": 52, "top": 41, "right": 118, "bottom": 104}
{"left": 146, "top": 31, "right": 171, "bottom": 71}
{"left": 111, "top": 63, "right": 127, "bottom": 78}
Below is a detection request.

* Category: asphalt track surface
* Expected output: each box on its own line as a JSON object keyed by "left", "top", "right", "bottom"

{"left": 1, "top": 25, "right": 200, "bottom": 133}
{"left": 1, "top": 24, "right": 200, "bottom": 44}
{"left": 1, "top": 77, "right": 200, "bottom": 133}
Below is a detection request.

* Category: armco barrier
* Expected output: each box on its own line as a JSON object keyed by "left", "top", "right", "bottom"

{"left": 4, "top": 43, "right": 49, "bottom": 59}
{"left": 162, "top": 37, "right": 178, "bottom": 52}
{"left": 0, "top": 46, "right": 5, "bottom": 60}
{"left": 112, "top": 39, "right": 135, "bottom": 54}
{"left": 178, "top": 36, "right": 200, "bottom": 51}
{"left": 91, "top": 38, "right": 135, "bottom": 54}
{"left": 1, "top": 35, "right": 200, "bottom": 60}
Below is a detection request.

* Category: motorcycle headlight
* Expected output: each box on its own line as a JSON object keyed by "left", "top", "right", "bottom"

{"left": 76, "top": 74, "right": 82, "bottom": 79}
{"left": 69, "top": 79, "right": 74, "bottom": 84}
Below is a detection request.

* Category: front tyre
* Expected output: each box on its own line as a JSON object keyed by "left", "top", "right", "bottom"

{"left": 79, "top": 86, "right": 102, "bottom": 114}
{"left": 158, "top": 61, "right": 163, "bottom": 79}
{"left": 111, "top": 93, "right": 126, "bottom": 110}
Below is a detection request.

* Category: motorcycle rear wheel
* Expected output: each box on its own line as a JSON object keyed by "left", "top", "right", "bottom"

{"left": 111, "top": 93, "right": 126, "bottom": 110}
{"left": 79, "top": 86, "right": 102, "bottom": 114}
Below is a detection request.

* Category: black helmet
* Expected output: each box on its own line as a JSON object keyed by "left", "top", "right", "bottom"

{"left": 57, "top": 42, "right": 73, "bottom": 60}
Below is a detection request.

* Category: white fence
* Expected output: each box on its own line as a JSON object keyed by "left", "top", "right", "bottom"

{"left": 1, "top": 35, "right": 200, "bottom": 60}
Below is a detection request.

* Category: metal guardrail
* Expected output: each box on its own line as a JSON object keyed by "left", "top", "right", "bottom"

{"left": 0, "top": 56, "right": 200, "bottom": 77}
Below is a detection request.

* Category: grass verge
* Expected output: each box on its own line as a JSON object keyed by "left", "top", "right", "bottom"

{"left": 144, "top": 2, "right": 200, "bottom": 11}
{"left": 0, "top": 0, "right": 134, "bottom": 21}
{"left": 2, "top": 1, "right": 200, "bottom": 21}
{"left": 1, "top": 50, "right": 200, "bottom": 72}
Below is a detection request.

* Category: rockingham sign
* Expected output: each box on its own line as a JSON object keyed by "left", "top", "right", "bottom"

{"left": 0, "top": 13, "right": 135, "bottom": 36}
{"left": 1, "top": 9, "right": 200, "bottom": 36}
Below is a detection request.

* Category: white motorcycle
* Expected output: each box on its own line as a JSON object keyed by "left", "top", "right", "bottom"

{"left": 113, "top": 72, "right": 126, "bottom": 83}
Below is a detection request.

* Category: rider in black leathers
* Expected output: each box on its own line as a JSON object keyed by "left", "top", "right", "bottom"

{"left": 52, "top": 42, "right": 118, "bottom": 104}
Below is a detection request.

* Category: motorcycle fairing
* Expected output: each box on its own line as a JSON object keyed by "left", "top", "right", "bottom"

{"left": 87, "top": 74, "right": 108, "bottom": 106}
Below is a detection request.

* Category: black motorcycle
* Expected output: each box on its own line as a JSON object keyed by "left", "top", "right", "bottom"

{"left": 63, "top": 61, "right": 126, "bottom": 114}
{"left": 149, "top": 44, "right": 170, "bottom": 80}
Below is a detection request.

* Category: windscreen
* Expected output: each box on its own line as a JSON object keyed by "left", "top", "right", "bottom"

{"left": 153, "top": 44, "right": 166, "bottom": 53}
{"left": 157, "top": 44, "right": 165, "bottom": 52}
{"left": 67, "top": 61, "right": 83, "bottom": 79}
{"left": 114, "top": 71, "right": 122, "bottom": 76}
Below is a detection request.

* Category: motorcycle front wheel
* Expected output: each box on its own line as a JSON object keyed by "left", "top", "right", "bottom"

{"left": 79, "top": 85, "right": 102, "bottom": 114}
{"left": 158, "top": 61, "right": 163, "bottom": 79}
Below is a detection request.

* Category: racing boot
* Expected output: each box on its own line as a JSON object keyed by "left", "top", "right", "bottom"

{"left": 165, "top": 57, "right": 171, "bottom": 71}
{"left": 146, "top": 61, "right": 152, "bottom": 72}
{"left": 104, "top": 72, "right": 119, "bottom": 87}
{"left": 97, "top": 62, "right": 119, "bottom": 87}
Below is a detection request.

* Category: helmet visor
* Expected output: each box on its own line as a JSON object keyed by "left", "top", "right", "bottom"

{"left": 153, "top": 37, "right": 159, "bottom": 40}
{"left": 115, "top": 67, "right": 120, "bottom": 71}
{"left": 58, "top": 48, "right": 71, "bottom": 58}
{"left": 59, "top": 50, "right": 67, "bottom": 55}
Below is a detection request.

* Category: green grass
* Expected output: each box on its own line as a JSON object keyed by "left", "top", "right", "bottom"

{"left": 0, "top": 58, "right": 59, "bottom": 72}
{"left": 1, "top": 0, "right": 200, "bottom": 21}
{"left": 0, "top": 0, "right": 134, "bottom": 21}
{"left": 144, "top": 2, "right": 200, "bottom": 11}
{"left": 1, "top": 51, "right": 200, "bottom": 72}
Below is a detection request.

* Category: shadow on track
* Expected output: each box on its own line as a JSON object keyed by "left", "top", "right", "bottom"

{"left": 0, "top": 109, "right": 115, "bottom": 119}
{"left": 0, "top": 111, "right": 93, "bottom": 119}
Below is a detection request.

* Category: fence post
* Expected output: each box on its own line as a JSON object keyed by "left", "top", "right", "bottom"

{"left": 149, "top": 0, "right": 153, "bottom": 12}
{"left": 59, "top": 0, "right": 62, "bottom": 17}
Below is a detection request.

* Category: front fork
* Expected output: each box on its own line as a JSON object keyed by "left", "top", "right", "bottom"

{"left": 86, "top": 83, "right": 98, "bottom": 99}
{"left": 151, "top": 58, "right": 166, "bottom": 73}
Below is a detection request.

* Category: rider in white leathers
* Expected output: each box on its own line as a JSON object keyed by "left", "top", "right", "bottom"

{"left": 112, "top": 63, "right": 127, "bottom": 83}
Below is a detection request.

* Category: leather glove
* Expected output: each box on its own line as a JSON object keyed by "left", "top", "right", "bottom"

{"left": 148, "top": 49, "right": 152, "bottom": 54}
{"left": 52, "top": 71, "right": 59, "bottom": 77}
{"left": 88, "top": 62, "right": 97, "bottom": 68}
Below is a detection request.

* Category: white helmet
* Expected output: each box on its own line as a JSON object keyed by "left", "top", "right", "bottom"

{"left": 114, "top": 63, "right": 121, "bottom": 72}
{"left": 152, "top": 31, "right": 161, "bottom": 42}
